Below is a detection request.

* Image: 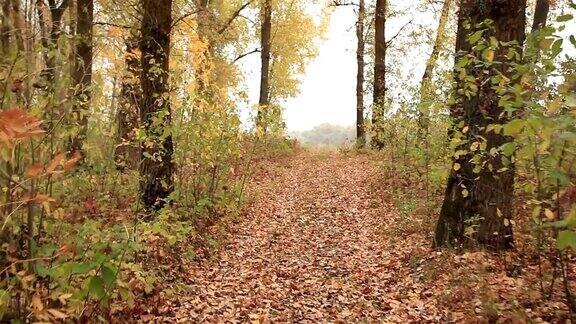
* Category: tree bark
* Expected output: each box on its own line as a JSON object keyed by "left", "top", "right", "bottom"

{"left": 531, "top": 0, "right": 549, "bottom": 32}
{"left": 114, "top": 36, "right": 141, "bottom": 171}
{"left": 434, "top": 0, "right": 527, "bottom": 250}
{"left": 139, "top": 0, "right": 174, "bottom": 211}
{"left": 417, "top": 0, "right": 452, "bottom": 138}
{"left": 355, "top": 0, "right": 366, "bottom": 147}
{"left": 371, "top": 0, "right": 386, "bottom": 149}
{"left": 256, "top": 0, "right": 272, "bottom": 131}
{"left": 0, "top": 0, "right": 10, "bottom": 56}
{"left": 38, "top": 0, "right": 69, "bottom": 83}
{"left": 69, "top": 0, "right": 93, "bottom": 157}
{"left": 9, "top": 0, "right": 24, "bottom": 52}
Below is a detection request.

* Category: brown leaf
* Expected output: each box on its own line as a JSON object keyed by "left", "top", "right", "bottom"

{"left": 47, "top": 153, "right": 65, "bottom": 173}
{"left": 26, "top": 163, "right": 44, "bottom": 178}
{"left": 64, "top": 150, "right": 82, "bottom": 172}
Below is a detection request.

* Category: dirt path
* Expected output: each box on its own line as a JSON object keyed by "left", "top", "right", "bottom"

{"left": 167, "top": 151, "right": 404, "bottom": 322}
{"left": 150, "top": 150, "right": 576, "bottom": 323}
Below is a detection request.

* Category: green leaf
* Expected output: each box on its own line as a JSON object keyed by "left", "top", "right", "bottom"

{"left": 101, "top": 266, "right": 116, "bottom": 286}
{"left": 556, "top": 14, "right": 574, "bottom": 22}
{"left": 469, "top": 30, "right": 484, "bottom": 44}
{"left": 88, "top": 276, "right": 106, "bottom": 299}
{"left": 557, "top": 230, "right": 576, "bottom": 250}
{"left": 503, "top": 119, "right": 524, "bottom": 136}
{"left": 71, "top": 262, "right": 92, "bottom": 275}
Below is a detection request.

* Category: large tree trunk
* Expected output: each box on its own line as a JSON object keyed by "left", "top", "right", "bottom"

{"left": 355, "top": 0, "right": 365, "bottom": 147}
{"left": 434, "top": 0, "right": 527, "bottom": 250}
{"left": 531, "top": 0, "right": 549, "bottom": 32}
{"left": 114, "top": 36, "right": 141, "bottom": 171}
{"left": 417, "top": 0, "right": 452, "bottom": 138}
{"left": 371, "top": 0, "right": 386, "bottom": 149}
{"left": 256, "top": 0, "right": 272, "bottom": 131}
{"left": 139, "top": 0, "right": 174, "bottom": 211}
{"left": 69, "top": 0, "right": 93, "bottom": 156}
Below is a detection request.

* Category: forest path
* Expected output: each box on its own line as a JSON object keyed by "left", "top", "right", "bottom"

{"left": 170, "top": 150, "right": 401, "bottom": 322}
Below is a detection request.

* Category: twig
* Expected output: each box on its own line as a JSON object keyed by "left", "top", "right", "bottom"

{"left": 386, "top": 19, "right": 414, "bottom": 47}
{"left": 233, "top": 48, "right": 261, "bottom": 63}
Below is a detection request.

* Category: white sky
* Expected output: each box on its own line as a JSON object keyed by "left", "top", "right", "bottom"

{"left": 240, "top": 1, "right": 431, "bottom": 132}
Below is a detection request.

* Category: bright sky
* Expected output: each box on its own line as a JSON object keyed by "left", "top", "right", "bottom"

{"left": 240, "top": 2, "right": 427, "bottom": 132}
{"left": 282, "top": 8, "right": 358, "bottom": 131}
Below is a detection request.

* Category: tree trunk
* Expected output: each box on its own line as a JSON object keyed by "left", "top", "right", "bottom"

{"left": 139, "top": 0, "right": 174, "bottom": 211}
{"left": 434, "top": 0, "right": 527, "bottom": 250}
{"left": 69, "top": 0, "right": 92, "bottom": 157}
{"left": 371, "top": 0, "right": 386, "bottom": 149}
{"left": 37, "top": 0, "right": 69, "bottom": 83}
{"left": 256, "top": 0, "right": 272, "bottom": 131}
{"left": 195, "top": 0, "right": 213, "bottom": 100}
{"left": 355, "top": 0, "right": 366, "bottom": 147}
{"left": 114, "top": 36, "right": 141, "bottom": 171}
{"left": 417, "top": 0, "right": 452, "bottom": 138}
{"left": 531, "top": 0, "right": 549, "bottom": 32}
{"left": 10, "top": 0, "right": 24, "bottom": 52}
{"left": 0, "top": 0, "right": 10, "bottom": 57}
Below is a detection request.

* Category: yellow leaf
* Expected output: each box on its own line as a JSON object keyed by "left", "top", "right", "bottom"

{"left": 47, "top": 308, "right": 68, "bottom": 319}
{"left": 32, "top": 294, "right": 43, "bottom": 311}
{"left": 485, "top": 49, "right": 495, "bottom": 62}
{"left": 453, "top": 163, "right": 461, "bottom": 171}
{"left": 545, "top": 208, "right": 555, "bottom": 220}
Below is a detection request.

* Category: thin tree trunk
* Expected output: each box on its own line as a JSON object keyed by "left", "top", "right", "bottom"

{"left": 371, "top": 0, "right": 386, "bottom": 149}
{"left": 355, "top": 0, "right": 366, "bottom": 147}
{"left": 10, "top": 0, "right": 24, "bottom": 52}
{"left": 114, "top": 35, "right": 141, "bottom": 171}
{"left": 0, "top": 0, "right": 10, "bottom": 56}
{"left": 417, "top": 0, "right": 452, "bottom": 138}
{"left": 195, "top": 0, "right": 213, "bottom": 99}
{"left": 532, "top": 0, "right": 549, "bottom": 32}
{"left": 69, "top": 0, "right": 92, "bottom": 156}
{"left": 39, "top": 0, "right": 69, "bottom": 83}
{"left": 256, "top": 0, "right": 272, "bottom": 131}
{"left": 434, "top": 0, "right": 527, "bottom": 250}
{"left": 139, "top": 0, "right": 174, "bottom": 211}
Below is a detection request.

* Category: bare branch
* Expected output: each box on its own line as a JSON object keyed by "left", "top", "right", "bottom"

{"left": 171, "top": 9, "right": 202, "bottom": 29}
{"left": 329, "top": 0, "right": 359, "bottom": 7}
{"left": 233, "top": 48, "right": 260, "bottom": 63}
{"left": 94, "top": 21, "right": 132, "bottom": 29}
{"left": 386, "top": 19, "right": 413, "bottom": 47}
{"left": 218, "top": 0, "right": 255, "bottom": 34}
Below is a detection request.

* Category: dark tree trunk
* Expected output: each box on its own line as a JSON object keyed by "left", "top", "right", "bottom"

{"left": 69, "top": 0, "right": 93, "bottom": 156}
{"left": 371, "top": 0, "right": 386, "bottom": 149}
{"left": 417, "top": 0, "right": 452, "bottom": 138}
{"left": 139, "top": 0, "right": 174, "bottom": 211}
{"left": 531, "top": 0, "right": 549, "bottom": 32}
{"left": 38, "top": 0, "right": 69, "bottom": 83}
{"left": 434, "top": 0, "right": 527, "bottom": 250}
{"left": 0, "top": 0, "right": 10, "bottom": 56}
{"left": 114, "top": 36, "right": 141, "bottom": 171}
{"left": 355, "top": 0, "right": 366, "bottom": 147}
{"left": 256, "top": 0, "right": 272, "bottom": 131}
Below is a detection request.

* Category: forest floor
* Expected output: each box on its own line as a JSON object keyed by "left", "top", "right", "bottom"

{"left": 143, "top": 150, "right": 574, "bottom": 323}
